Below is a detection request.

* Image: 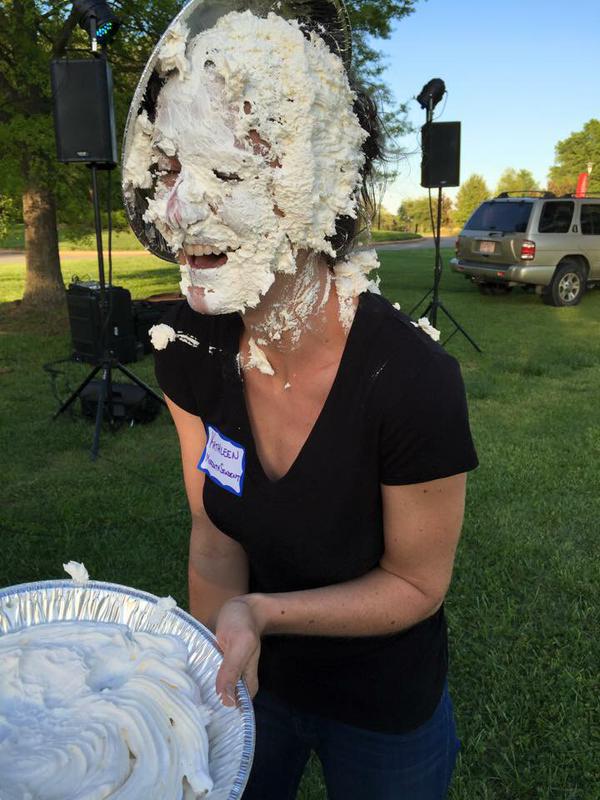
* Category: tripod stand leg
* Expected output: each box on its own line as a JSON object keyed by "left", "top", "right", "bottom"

{"left": 91, "top": 366, "right": 109, "bottom": 461}
{"left": 115, "top": 363, "right": 166, "bottom": 406}
{"left": 409, "top": 288, "right": 433, "bottom": 318}
{"left": 441, "top": 327, "right": 459, "bottom": 346}
{"left": 420, "top": 301, "right": 434, "bottom": 319}
{"left": 53, "top": 364, "right": 102, "bottom": 419}
{"left": 437, "top": 302, "right": 483, "bottom": 353}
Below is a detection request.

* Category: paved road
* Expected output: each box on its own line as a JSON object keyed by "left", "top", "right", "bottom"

{"left": 371, "top": 236, "right": 455, "bottom": 251}
{"left": 0, "top": 237, "right": 455, "bottom": 265}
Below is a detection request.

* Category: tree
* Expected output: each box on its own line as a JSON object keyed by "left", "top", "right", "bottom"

{"left": 347, "top": 3, "right": 418, "bottom": 225}
{"left": 0, "top": 0, "right": 181, "bottom": 306}
{"left": 495, "top": 167, "right": 539, "bottom": 195}
{"left": 396, "top": 202, "right": 411, "bottom": 232}
{"left": 0, "top": 195, "right": 16, "bottom": 241}
{"left": 453, "top": 174, "right": 490, "bottom": 228}
{"left": 548, "top": 119, "right": 600, "bottom": 195}
{"left": 373, "top": 205, "right": 399, "bottom": 230}
{"left": 347, "top": 1, "right": 417, "bottom": 117}
{"left": 0, "top": 0, "right": 420, "bottom": 305}
{"left": 398, "top": 195, "right": 453, "bottom": 233}
{"left": 372, "top": 165, "right": 399, "bottom": 228}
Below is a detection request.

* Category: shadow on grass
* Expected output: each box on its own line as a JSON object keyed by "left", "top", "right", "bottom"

{"left": 0, "top": 300, "right": 68, "bottom": 335}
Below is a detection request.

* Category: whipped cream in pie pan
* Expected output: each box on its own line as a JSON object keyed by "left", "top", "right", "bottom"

{"left": 0, "top": 580, "right": 254, "bottom": 800}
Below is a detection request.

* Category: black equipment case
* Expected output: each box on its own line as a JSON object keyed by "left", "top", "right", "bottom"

{"left": 66, "top": 281, "right": 139, "bottom": 364}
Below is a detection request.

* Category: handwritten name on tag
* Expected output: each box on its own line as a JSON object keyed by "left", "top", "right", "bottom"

{"left": 198, "top": 425, "right": 246, "bottom": 496}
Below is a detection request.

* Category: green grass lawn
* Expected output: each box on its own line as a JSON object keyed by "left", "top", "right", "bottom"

{"left": 0, "top": 224, "right": 419, "bottom": 250}
{"left": 1, "top": 250, "right": 599, "bottom": 799}
{"left": 0, "top": 223, "right": 145, "bottom": 251}
{"left": 369, "top": 229, "right": 422, "bottom": 242}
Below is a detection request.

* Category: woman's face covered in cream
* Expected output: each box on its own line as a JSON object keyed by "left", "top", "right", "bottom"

{"left": 123, "top": 10, "right": 368, "bottom": 316}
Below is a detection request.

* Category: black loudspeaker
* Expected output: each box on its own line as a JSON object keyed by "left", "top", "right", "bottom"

{"left": 50, "top": 58, "right": 117, "bottom": 164}
{"left": 66, "top": 282, "right": 139, "bottom": 364}
{"left": 421, "top": 122, "right": 461, "bottom": 188}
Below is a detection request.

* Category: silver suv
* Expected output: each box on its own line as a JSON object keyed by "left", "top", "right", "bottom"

{"left": 450, "top": 192, "right": 600, "bottom": 306}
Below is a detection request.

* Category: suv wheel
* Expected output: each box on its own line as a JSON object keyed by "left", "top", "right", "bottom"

{"left": 542, "top": 260, "right": 586, "bottom": 307}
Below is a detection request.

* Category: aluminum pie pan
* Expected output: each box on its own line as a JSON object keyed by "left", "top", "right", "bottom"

{"left": 121, "top": 0, "right": 352, "bottom": 263}
{"left": 0, "top": 580, "right": 254, "bottom": 800}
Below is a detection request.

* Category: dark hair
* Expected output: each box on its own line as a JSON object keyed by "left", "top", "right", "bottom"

{"left": 325, "top": 80, "right": 384, "bottom": 266}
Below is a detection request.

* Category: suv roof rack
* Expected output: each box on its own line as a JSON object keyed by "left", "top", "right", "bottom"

{"left": 559, "top": 192, "right": 600, "bottom": 199}
{"left": 495, "top": 190, "right": 556, "bottom": 199}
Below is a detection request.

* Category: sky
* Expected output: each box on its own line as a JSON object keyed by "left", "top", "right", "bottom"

{"left": 377, "top": 0, "right": 600, "bottom": 212}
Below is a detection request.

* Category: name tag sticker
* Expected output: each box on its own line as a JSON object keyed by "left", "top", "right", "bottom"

{"left": 198, "top": 425, "right": 246, "bottom": 496}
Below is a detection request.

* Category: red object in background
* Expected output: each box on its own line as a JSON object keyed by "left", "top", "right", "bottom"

{"left": 575, "top": 173, "right": 589, "bottom": 197}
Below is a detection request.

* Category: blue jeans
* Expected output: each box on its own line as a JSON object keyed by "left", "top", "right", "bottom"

{"left": 242, "top": 683, "right": 460, "bottom": 799}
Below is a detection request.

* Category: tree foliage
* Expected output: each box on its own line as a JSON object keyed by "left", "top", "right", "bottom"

{"left": 374, "top": 206, "right": 400, "bottom": 230}
{"left": 372, "top": 165, "right": 400, "bottom": 228}
{"left": 495, "top": 167, "right": 539, "bottom": 195}
{"left": 453, "top": 173, "right": 490, "bottom": 228}
{"left": 0, "top": 0, "right": 420, "bottom": 301}
{"left": 347, "top": 1, "right": 417, "bottom": 141}
{"left": 0, "top": 195, "right": 16, "bottom": 240}
{"left": 548, "top": 119, "right": 600, "bottom": 195}
{"left": 0, "top": 0, "right": 180, "bottom": 219}
{"left": 0, "top": 0, "right": 419, "bottom": 222}
{"left": 397, "top": 194, "right": 453, "bottom": 233}
{"left": 347, "top": 1, "right": 417, "bottom": 98}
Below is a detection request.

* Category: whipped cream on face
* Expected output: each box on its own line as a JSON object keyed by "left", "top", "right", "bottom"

{"left": 63, "top": 560, "right": 89, "bottom": 584}
{"left": 123, "top": 110, "right": 155, "bottom": 191}
{"left": 156, "top": 20, "right": 190, "bottom": 79}
{"left": 123, "top": 10, "right": 368, "bottom": 318}
{"left": 333, "top": 249, "right": 381, "bottom": 331}
{"left": 0, "top": 621, "right": 212, "bottom": 799}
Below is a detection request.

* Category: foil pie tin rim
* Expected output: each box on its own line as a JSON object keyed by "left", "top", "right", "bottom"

{"left": 0, "top": 579, "right": 255, "bottom": 800}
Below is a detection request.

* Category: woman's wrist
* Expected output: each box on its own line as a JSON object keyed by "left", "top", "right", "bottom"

{"left": 237, "top": 592, "right": 273, "bottom": 635}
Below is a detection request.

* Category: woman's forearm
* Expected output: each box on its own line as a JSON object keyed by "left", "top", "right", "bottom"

{"left": 244, "top": 566, "right": 445, "bottom": 638}
{"left": 188, "top": 518, "right": 249, "bottom": 631}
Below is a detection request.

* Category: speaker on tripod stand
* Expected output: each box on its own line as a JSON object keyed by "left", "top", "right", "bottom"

{"left": 409, "top": 78, "right": 481, "bottom": 353}
{"left": 49, "top": 5, "right": 165, "bottom": 460}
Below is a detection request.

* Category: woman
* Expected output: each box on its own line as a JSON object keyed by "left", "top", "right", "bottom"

{"left": 137, "top": 8, "right": 478, "bottom": 799}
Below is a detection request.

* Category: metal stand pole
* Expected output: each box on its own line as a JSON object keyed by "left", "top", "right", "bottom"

{"left": 410, "top": 99, "right": 482, "bottom": 353}
{"left": 53, "top": 161, "right": 165, "bottom": 460}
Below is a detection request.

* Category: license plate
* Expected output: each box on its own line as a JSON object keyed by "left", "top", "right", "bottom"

{"left": 478, "top": 240, "right": 496, "bottom": 254}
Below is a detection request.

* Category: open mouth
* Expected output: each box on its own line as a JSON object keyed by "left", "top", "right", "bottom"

{"left": 183, "top": 244, "right": 237, "bottom": 270}
{"left": 187, "top": 253, "right": 228, "bottom": 269}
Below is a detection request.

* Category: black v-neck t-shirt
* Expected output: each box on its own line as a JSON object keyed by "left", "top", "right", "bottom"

{"left": 155, "top": 291, "right": 478, "bottom": 733}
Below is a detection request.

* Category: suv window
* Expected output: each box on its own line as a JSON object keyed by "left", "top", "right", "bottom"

{"left": 581, "top": 204, "right": 600, "bottom": 235}
{"left": 538, "top": 201, "right": 574, "bottom": 233}
{"left": 465, "top": 201, "right": 533, "bottom": 233}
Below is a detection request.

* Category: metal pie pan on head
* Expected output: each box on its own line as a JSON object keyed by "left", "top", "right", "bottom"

{"left": 121, "top": 0, "right": 352, "bottom": 263}
{"left": 0, "top": 579, "right": 255, "bottom": 800}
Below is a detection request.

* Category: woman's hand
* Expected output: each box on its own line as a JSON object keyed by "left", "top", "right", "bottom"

{"left": 214, "top": 597, "right": 263, "bottom": 707}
